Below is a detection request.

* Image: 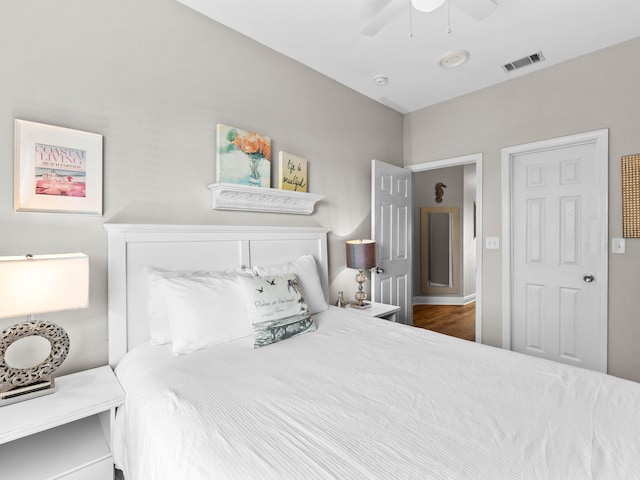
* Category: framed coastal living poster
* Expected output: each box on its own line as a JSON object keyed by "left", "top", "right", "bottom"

{"left": 216, "top": 124, "right": 271, "bottom": 187}
{"left": 14, "top": 119, "right": 103, "bottom": 215}
{"left": 278, "top": 151, "right": 308, "bottom": 192}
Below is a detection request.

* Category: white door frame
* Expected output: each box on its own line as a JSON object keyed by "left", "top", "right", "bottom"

{"left": 501, "top": 130, "right": 609, "bottom": 363}
{"left": 406, "top": 153, "right": 483, "bottom": 343}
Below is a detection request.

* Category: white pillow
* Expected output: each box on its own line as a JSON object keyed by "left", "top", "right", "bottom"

{"left": 238, "top": 273, "right": 316, "bottom": 348}
{"left": 145, "top": 266, "right": 252, "bottom": 345}
{"left": 252, "top": 255, "right": 328, "bottom": 315}
{"left": 158, "top": 275, "right": 252, "bottom": 355}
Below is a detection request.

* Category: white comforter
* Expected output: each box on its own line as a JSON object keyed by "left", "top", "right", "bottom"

{"left": 113, "top": 307, "right": 640, "bottom": 480}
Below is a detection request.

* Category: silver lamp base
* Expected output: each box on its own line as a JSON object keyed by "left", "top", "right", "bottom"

{"left": 349, "top": 301, "right": 371, "bottom": 310}
{"left": 1, "top": 377, "right": 56, "bottom": 407}
{"left": 0, "top": 319, "right": 69, "bottom": 407}
{"left": 351, "top": 269, "right": 371, "bottom": 309}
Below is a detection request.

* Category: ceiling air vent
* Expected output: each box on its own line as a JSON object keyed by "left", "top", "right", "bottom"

{"left": 502, "top": 51, "right": 545, "bottom": 73}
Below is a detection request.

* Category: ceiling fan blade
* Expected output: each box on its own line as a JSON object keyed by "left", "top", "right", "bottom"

{"left": 360, "top": 0, "right": 408, "bottom": 36}
{"left": 360, "top": 0, "right": 498, "bottom": 36}
{"left": 361, "top": 0, "right": 394, "bottom": 10}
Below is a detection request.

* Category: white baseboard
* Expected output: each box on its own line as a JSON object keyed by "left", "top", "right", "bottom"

{"left": 413, "top": 293, "right": 476, "bottom": 306}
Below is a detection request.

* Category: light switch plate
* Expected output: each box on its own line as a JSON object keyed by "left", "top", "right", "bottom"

{"left": 612, "top": 237, "right": 626, "bottom": 254}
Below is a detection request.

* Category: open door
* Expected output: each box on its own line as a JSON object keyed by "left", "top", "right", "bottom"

{"left": 371, "top": 160, "right": 413, "bottom": 324}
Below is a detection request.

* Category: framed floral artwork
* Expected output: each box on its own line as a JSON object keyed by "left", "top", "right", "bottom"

{"left": 14, "top": 119, "right": 103, "bottom": 215}
{"left": 216, "top": 124, "right": 271, "bottom": 187}
{"left": 278, "top": 151, "right": 308, "bottom": 192}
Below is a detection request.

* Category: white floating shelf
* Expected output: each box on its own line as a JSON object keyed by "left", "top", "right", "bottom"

{"left": 207, "top": 183, "right": 324, "bottom": 215}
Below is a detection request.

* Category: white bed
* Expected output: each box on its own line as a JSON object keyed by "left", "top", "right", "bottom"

{"left": 105, "top": 224, "right": 640, "bottom": 480}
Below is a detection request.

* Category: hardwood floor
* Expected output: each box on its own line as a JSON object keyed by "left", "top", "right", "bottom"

{"left": 413, "top": 302, "right": 476, "bottom": 342}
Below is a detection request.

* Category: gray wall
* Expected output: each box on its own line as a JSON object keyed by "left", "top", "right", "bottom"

{"left": 0, "top": 0, "right": 403, "bottom": 375}
{"left": 404, "top": 36, "right": 640, "bottom": 382}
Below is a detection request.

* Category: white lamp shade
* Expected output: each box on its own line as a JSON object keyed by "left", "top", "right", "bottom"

{"left": 0, "top": 253, "right": 89, "bottom": 319}
{"left": 412, "top": 0, "right": 446, "bottom": 12}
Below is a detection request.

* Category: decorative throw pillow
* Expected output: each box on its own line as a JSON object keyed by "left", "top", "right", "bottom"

{"left": 238, "top": 273, "right": 316, "bottom": 348}
{"left": 252, "top": 255, "right": 328, "bottom": 315}
{"left": 145, "top": 266, "right": 252, "bottom": 345}
{"left": 158, "top": 275, "right": 253, "bottom": 356}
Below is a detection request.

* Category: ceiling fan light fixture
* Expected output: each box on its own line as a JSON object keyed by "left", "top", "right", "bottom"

{"left": 411, "top": 0, "right": 447, "bottom": 13}
{"left": 438, "top": 49, "right": 470, "bottom": 69}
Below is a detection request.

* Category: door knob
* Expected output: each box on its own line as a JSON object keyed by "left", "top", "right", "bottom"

{"left": 583, "top": 274, "right": 595, "bottom": 283}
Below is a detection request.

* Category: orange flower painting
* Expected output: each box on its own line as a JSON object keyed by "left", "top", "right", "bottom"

{"left": 216, "top": 124, "right": 271, "bottom": 187}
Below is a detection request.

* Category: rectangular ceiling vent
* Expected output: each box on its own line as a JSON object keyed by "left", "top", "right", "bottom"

{"left": 502, "top": 51, "right": 545, "bottom": 73}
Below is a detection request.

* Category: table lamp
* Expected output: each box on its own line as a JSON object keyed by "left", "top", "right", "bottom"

{"left": 0, "top": 253, "right": 89, "bottom": 405}
{"left": 346, "top": 239, "right": 376, "bottom": 309}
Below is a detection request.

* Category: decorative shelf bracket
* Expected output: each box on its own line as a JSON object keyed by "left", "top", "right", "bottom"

{"left": 207, "top": 183, "right": 324, "bottom": 215}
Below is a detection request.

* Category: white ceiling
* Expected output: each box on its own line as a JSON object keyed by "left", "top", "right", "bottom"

{"left": 177, "top": 0, "right": 640, "bottom": 114}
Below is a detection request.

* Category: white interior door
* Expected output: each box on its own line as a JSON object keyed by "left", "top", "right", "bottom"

{"left": 371, "top": 160, "right": 412, "bottom": 324}
{"left": 502, "top": 130, "right": 608, "bottom": 372}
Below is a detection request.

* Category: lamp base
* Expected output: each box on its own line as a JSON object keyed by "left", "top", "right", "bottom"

{"left": 349, "top": 302, "right": 371, "bottom": 310}
{"left": 0, "top": 378, "right": 56, "bottom": 407}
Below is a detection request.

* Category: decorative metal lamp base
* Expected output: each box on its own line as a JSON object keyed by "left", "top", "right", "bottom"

{"left": 350, "top": 302, "right": 371, "bottom": 310}
{"left": 1, "top": 377, "right": 56, "bottom": 406}
{"left": 351, "top": 269, "right": 371, "bottom": 309}
{"left": 0, "top": 320, "right": 69, "bottom": 407}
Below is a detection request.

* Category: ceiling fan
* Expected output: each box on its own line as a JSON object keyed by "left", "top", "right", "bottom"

{"left": 361, "top": 0, "right": 500, "bottom": 36}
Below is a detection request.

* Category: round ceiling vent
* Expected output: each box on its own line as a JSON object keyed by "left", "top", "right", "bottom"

{"left": 373, "top": 75, "right": 388, "bottom": 86}
{"left": 438, "top": 49, "right": 470, "bottom": 69}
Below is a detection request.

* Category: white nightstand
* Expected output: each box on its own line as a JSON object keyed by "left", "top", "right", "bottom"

{"left": 348, "top": 301, "right": 401, "bottom": 322}
{"left": 0, "top": 365, "right": 125, "bottom": 480}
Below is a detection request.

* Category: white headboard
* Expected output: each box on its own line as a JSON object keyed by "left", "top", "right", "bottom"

{"left": 104, "top": 224, "right": 330, "bottom": 366}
